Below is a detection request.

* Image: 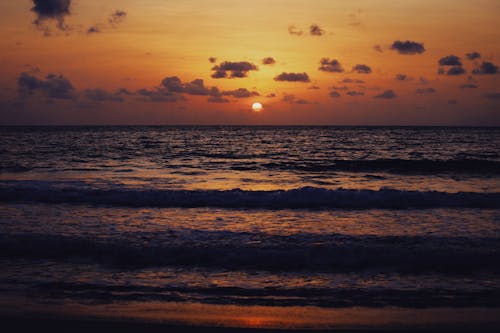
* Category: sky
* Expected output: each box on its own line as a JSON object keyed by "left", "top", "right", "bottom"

{"left": 0, "top": 0, "right": 499, "bottom": 125}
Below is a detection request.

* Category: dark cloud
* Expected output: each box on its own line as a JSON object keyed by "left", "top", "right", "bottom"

{"left": 282, "top": 94, "right": 314, "bottom": 104}
{"left": 211, "top": 61, "right": 258, "bottom": 79}
{"left": 87, "top": 26, "right": 100, "bottom": 34}
{"left": 310, "top": 24, "right": 325, "bottom": 36}
{"left": 308, "top": 85, "right": 321, "bottom": 90}
{"left": 416, "top": 88, "right": 436, "bottom": 94}
{"left": 222, "top": 88, "right": 259, "bottom": 98}
{"left": 109, "top": 10, "right": 127, "bottom": 25}
{"left": 331, "top": 85, "right": 348, "bottom": 90}
{"left": 395, "top": 74, "right": 408, "bottom": 81}
{"left": 18, "top": 72, "right": 74, "bottom": 99}
{"left": 208, "top": 57, "right": 217, "bottom": 63}
{"left": 346, "top": 91, "right": 364, "bottom": 96}
{"left": 374, "top": 90, "right": 397, "bottom": 99}
{"left": 352, "top": 64, "right": 372, "bottom": 74}
{"left": 441, "top": 66, "right": 466, "bottom": 76}
{"left": 340, "top": 78, "right": 364, "bottom": 84}
{"left": 329, "top": 91, "right": 341, "bottom": 98}
{"left": 319, "top": 58, "right": 344, "bottom": 73}
{"left": 208, "top": 96, "right": 230, "bottom": 103}
{"left": 472, "top": 61, "right": 499, "bottom": 75}
{"left": 116, "top": 88, "right": 133, "bottom": 95}
{"left": 266, "top": 93, "right": 277, "bottom": 98}
{"left": 262, "top": 57, "right": 276, "bottom": 65}
{"left": 84, "top": 88, "right": 123, "bottom": 102}
{"left": 373, "top": 45, "right": 383, "bottom": 53}
{"left": 438, "top": 55, "right": 462, "bottom": 66}
{"left": 390, "top": 40, "right": 425, "bottom": 55}
{"left": 466, "top": 52, "right": 481, "bottom": 60}
{"left": 288, "top": 25, "right": 303, "bottom": 36}
{"left": 459, "top": 84, "right": 478, "bottom": 89}
{"left": 274, "top": 72, "right": 310, "bottom": 82}
{"left": 137, "top": 88, "right": 184, "bottom": 103}
{"left": 31, "top": 0, "right": 71, "bottom": 31}
{"left": 161, "top": 77, "right": 210, "bottom": 95}
{"left": 484, "top": 92, "right": 500, "bottom": 100}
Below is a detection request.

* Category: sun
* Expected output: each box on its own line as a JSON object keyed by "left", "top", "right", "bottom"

{"left": 252, "top": 102, "right": 263, "bottom": 112}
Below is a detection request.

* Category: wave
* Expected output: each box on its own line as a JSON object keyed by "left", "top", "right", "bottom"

{"left": 1, "top": 232, "right": 498, "bottom": 273}
{"left": 259, "top": 158, "right": 500, "bottom": 174}
{"left": 0, "top": 182, "right": 498, "bottom": 209}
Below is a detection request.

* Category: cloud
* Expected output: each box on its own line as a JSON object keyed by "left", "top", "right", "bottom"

{"left": 31, "top": 0, "right": 71, "bottom": 31}
{"left": 108, "top": 10, "right": 127, "bottom": 25}
{"left": 282, "top": 94, "right": 314, "bottom": 104}
{"left": 484, "top": 92, "right": 500, "bottom": 100}
{"left": 439, "top": 66, "right": 466, "bottom": 76}
{"left": 352, "top": 64, "right": 372, "bottom": 74}
{"left": 274, "top": 72, "right": 310, "bottom": 82}
{"left": 373, "top": 45, "right": 383, "bottom": 53}
{"left": 207, "top": 96, "right": 230, "bottom": 103}
{"left": 161, "top": 77, "right": 210, "bottom": 95}
{"left": 346, "top": 91, "right": 364, "bottom": 96}
{"left": 319, "top": 58, "right": 344, "bottom": 73}
{"left": 17, "top": 72, "right": 75, "bottom": 99}
{"left": 329, "top": 91, "right": 341, "bottom": 98}
{"left": 208, "top": 57, "right": 217, "bottom": 63}
{"left": 137, "top": 88, "right": 185, "bottom": 103}
{"left": 310, "top": 24, "right": 325, "bottom": 36}
{"left": 266, "top": 93, "right": 277, "bottom": 98}
{"left": 340, "top": 78, "right": 364, "bottom": 84}
{"left": 308, "top": 85, "right": 321, "bottom": 90}
{"left": 84, "top": 88, "right": 123, "bottom": 102}
{"left": 211, "top": 61, "right": 258, "bottom": 78}
{"left": 374, "top": 90, "right": 397, "bottom": 99}
{"left": 459, "top": 83, "right": 478, "bottom": 89}
{"left": 416, "top": 88, "right": 436, "bottom": 94}
{"left": 262, "top": 57, "right": 276, "bottom": 65}
{"left": 390, "top": 40, "right": 425, "bottom": 55}
{"left": 222, "top": 88, "right": 259, "bottom": 98}
{"left": 466, "top": 52, "right": 481, "bottom": 60}
{"left": 331, "top": 85, "right": 348, "bottom": 90}
{"left": 87, "top": 26, "right": 100, "bottom": 34}
{"left": 288, "top": 25, "right": 303, "bottom": 36}
{"left": 472, "top": 61, "right": 499, "bottom": 75}
{"left": 395, "top": 74, "right": 408, "bottom": 81}
{"left": 438, "top": 55, "right": 462, "bottom": 66}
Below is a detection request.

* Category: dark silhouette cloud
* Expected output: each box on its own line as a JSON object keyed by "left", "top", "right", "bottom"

{"left": 459, "top": 83, "right": 478, "bottom": 89}
{"left": 208, "top": 96, "right": 230, "bottom": 103}
{"left": 283, "top": 94, "right": 314, "bottom": 104}
{"left": 373, "top": 45, "right": 383, "bottom": 53}
{"left": 319, "top": 58, "right": 344, "bottom": 73}
{"left": 211, "top": 61, "right": 258, "bottom": 78}
{"left": 374, "top": 90, "right": 397, "bottom": 99}
{"left": 31, "top": 0, "right": 71, "bottom": 31}
{"left": 109, "top": 10, "right": 127, "bottom": 25}
{"left": 439, "top": 66, "right": 466, "bottom": 76}
{"left": 484, "top": 92, "right": 500, "bottom": 100}
{"left": 416, "top": 88, "right": 436, "bottom": 94}
{"left": 352, "top": 64, "right": 372, "bottom": 74}
{"left": 340, "top": 78, "right": 364, "bottom": 84}
{"left": 18, "top": 72, "right": 74, "bottom": 99}
{"left": 87, "top": 26, "right": 100, "bottom": 34}
{"left": 466, "top": 52, "right": 481, "bottom": 60}
{"left": 208, "top": 57, "right": 217, "bottom": 63}
{"left": 266, "top": 93, "right": 277, "bottom": 98}
{"left": 288, "top": 25, "right": 303, "bottom": 36}
{"left": 438, "top": 55, "right": 462, "bottom": 66}
{"left": 346, "top": 91, "right": 364, "bottom": 96}
{"left": 329, "top": 91, "right": 341, "bottom": 98}
{"left": 274, "top": 72, "right": 310, "bottom": 82}
{"left": 390, "top": 40, "right": 425, "bottom": 55}
{"left": 222, "top": 88, "right": 259, "bottom": 98}
{"left": 395, "top": 74, "right": 408, "bottom": 81}
{"left": 472, "top": 61, "right": 499, "bottom": 75}
{"left": 262, "top": 57, "right": 276, "bottom": 65}
{"left": 161, "top": 77, "right": 211, "bottom": 95}
{"left": 308, "top": 85, "right": 321, "bottom": 90}
{"left": 84, "top": 88, "right": 123, "bottom": 102}
{"left": 137, "top": 88, "right": 185, "bottom": 103}
{"left": 310, "top": 24, "right": 325, "bottom": 36}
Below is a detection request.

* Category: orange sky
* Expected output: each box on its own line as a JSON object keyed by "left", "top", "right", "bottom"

{"left": 0, "top": 0, "right": 499, "bottom": 125}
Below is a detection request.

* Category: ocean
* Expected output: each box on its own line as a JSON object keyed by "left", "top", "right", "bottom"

{"left": 0, "top": 126, "right": 499, "bottom": 329}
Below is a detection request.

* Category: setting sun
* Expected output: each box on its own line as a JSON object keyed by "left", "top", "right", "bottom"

{"left": 252, "top": 102, "right": 263, "bottom": 112}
